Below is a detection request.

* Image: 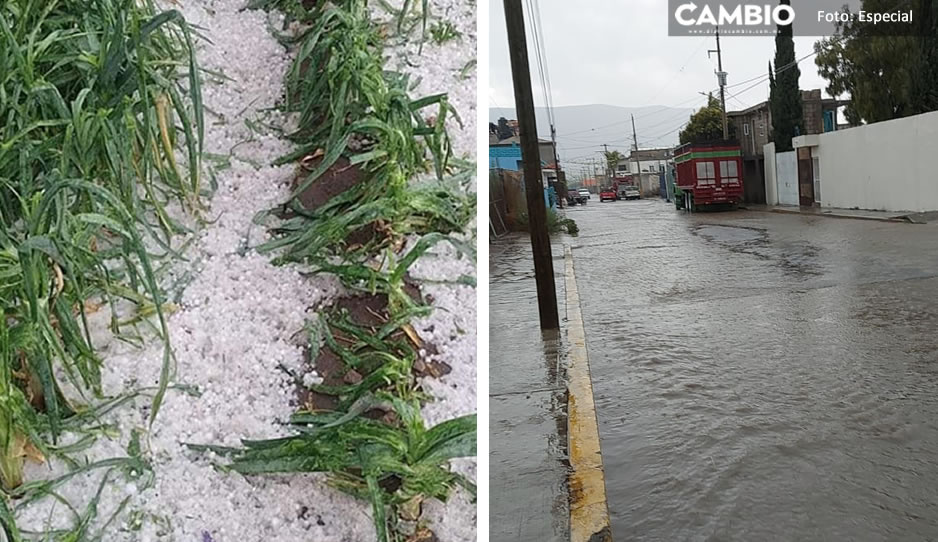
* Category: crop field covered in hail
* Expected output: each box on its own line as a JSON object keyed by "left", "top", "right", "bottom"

{"left": 0, "top": 0, "right": 477, "bottom": 540}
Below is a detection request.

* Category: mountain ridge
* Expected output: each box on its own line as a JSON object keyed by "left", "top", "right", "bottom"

{"left": 489, "top": 104, "right": 696, "bottom": 165}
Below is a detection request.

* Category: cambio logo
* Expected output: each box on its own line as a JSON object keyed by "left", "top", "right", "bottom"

{"left": 674, "top": 2, "right": 796, "bottom": 26}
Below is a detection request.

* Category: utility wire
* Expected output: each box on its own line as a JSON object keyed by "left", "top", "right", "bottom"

{"left": 559, "top": 40, "right": 826, "bottom": 139}
{"left": 531, "top": 0, "right": 555, "bottom": 124}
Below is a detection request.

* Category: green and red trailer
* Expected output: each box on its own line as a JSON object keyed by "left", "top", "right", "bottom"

{"left": 672, "top": 142, "right": 743, "bottom": 211}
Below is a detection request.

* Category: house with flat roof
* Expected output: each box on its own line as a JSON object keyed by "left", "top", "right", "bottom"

{"left": 727, "top": 89, "right": 848, "bottom": 204}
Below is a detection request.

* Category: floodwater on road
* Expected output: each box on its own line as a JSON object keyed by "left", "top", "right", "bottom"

{"left": 566, "top": 198, "right": 938, "bottom": 541}
{"left": 489, "top": 235, "right": 569, "bottom": 542}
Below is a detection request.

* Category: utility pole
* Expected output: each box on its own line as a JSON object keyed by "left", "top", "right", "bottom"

{"left": 602, "top": 144, "right": 610, "bottom": 186}
{"left": 550, "top": 124, "right": 563, "bottom": 208}
{"left": 708, "top": 26, "right": 729, "bottom": 140}
{"left": 503, "top": 0, "right": 559, "bottom": 330}
{"left": 631, "top": 114, "right": 639, "bottom": 151}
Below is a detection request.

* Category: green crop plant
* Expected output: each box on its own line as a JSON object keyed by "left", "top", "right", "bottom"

{"left": 204, "top": 1, "right": 478, "bottom": 539}
{"left": 429, "top": 20, "right": 461, "bottom": 44}
{"left": 255, "top": 0, "right": 463, "bottom": 267}
{"left": 0, "top": 0, "right": 203, "bottom": 497}
{"left": 194, "top": 395, "right": 475, "bottom": 542}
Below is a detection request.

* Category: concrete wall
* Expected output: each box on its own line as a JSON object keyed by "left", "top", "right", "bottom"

{"left": 776, "top": 151, "right": 799, "bottom": 206}
{"left": 816, "top": 110, "right": 938, "bottom": 212}
{"left": 733, "top": 108, "right": 771, "bottom": 158}
{"left": 764, "top": 142, "right": 778, "bottom": 205}
{"left": 489, "top": 142, "right": 556, "bottom": 171}
{"left": 638, "top": 173, "right": 659, "bottom": 197}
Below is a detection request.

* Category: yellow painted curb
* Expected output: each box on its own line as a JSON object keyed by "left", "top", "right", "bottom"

{"left": 565, "top": 245, "right": 613, "bottom": 542}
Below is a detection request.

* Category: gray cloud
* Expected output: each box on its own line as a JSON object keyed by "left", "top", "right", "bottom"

{"left": 489, "top": 1, "right": 834, "bottom": 126}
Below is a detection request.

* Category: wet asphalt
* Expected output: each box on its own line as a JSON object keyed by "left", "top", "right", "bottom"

{"left": 565, "top": 198, "right": 938, "bottom": 541}
{"left": 490, "top": 234, "right": 569, "bottom": 542}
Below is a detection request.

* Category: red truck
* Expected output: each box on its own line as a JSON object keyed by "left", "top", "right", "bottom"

{"left": 673, "top": 142, "right": 743, "bottom": 211}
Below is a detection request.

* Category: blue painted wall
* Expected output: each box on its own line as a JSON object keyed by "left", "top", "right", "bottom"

{"left": 489, "top": 145, "right": 524, "bottom": 170}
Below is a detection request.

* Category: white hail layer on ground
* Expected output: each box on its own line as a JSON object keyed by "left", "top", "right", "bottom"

{"left": 375, "top": 0, "right": 478, "bottom": 538}
{"left": 16, "top": 0, "right": 477, "bottom": 541}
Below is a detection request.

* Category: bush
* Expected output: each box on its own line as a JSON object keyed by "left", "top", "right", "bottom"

{"left": 516, "top": 209, "right": 579, "bottom": 237}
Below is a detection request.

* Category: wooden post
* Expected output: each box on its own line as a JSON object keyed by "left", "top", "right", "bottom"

{"left": 503, "top": 0, "right": 559, "bottom": 330}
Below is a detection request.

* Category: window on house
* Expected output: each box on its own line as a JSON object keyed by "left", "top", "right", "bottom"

{"left": 696, "top": 161, "right": 716, "bottom": 185}
{"left": 719, "top": 160, "right": 739, "bottom": 185}
{"left": 744, "top": 123, "right": 750, "bottom": 135}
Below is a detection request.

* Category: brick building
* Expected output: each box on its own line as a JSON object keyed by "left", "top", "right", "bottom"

{"left": 727, "top": 89, "right": 847, "bottom": 204}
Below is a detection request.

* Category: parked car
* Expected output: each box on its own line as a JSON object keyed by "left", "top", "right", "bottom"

{"left": 578, "top": 189, "right": 591, "bottom": 200}
{"left": 599, "top": 188, "right": 617, "bottom": 202}
{"left": 620, "top": 185, "right": 641, "bottom": 200}
{"left": 573, "top": 189, "right": 590, "bottom": 205}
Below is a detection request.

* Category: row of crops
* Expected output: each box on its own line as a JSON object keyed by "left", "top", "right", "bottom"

{"left": 0, "top": 0, "right": 476, "bottom": 540}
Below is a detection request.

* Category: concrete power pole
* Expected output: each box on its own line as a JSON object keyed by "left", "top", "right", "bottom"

{"left": 503, "top": 0, "right": 559, "bottom": 330}
{"left": 709, "top": 27, "right": 729, "bottom": 140}
{"left": 602, "top": 144, "right": 610, "bottom": 186}
{"left": 631, "top": 114, "right": 638, "bottom": 151}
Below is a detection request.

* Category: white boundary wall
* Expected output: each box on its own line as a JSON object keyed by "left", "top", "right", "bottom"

{"left": 764, "top": 142, "right": 778, "bottom": 205}
{"left": 816, "top": 110, "right": 938, "bottom": 212}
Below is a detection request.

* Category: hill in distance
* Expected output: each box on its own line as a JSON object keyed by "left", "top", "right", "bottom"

{"left": 489, "top": 104, "right": 695, "bottom": 169}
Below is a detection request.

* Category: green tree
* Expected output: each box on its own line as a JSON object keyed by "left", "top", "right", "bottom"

{"left": 679, "top": 94, "right": 735, "bottom": 144}
{"left": 909, "top": 0, "right": 938, "bottom": 114}
{"left": 770, "top": 0, "right": 804, "bottom": 152}
{"left": 814, "top": 0, "right": 938, "bottom": 124}
{"left": 603, "top": 150, "right": 624, "bottom": 177}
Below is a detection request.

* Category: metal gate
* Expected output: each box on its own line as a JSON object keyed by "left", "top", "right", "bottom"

{"left": 776, "top": 151, "right": 799, "bottom": 206}
{"left": 798, "top": 147, "right": 815, "bottom": 207}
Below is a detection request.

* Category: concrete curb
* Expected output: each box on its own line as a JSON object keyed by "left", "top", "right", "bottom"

{"left": 770, "top": 208, "right": 905, "bottom": 222}
{"left": 564, "top": 245, "right": 613, "bottom": 542}
{"left": 740, "top": 205, "right": 906, "bottom": 223}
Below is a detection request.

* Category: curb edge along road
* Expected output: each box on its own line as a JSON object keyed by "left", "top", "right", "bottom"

{"left": 739, "top": 205, "right": 906, "bottom": 223}
{"left": 564, "top": 245, "right": 613, "bottom": 542}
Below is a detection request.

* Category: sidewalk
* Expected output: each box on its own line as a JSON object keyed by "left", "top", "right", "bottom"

{"left": 740, "top": 204, "right": 911, "bottom": 222}
{"left": 490, "top": 235, "right": 569, "bottom": 542}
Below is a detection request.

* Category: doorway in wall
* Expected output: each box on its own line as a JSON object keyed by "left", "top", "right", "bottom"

{"left": 797, "top": 147, "right": 815, "bottom": 207}
{"left": 812, "top": 156, "right": 821, "bottom": 205}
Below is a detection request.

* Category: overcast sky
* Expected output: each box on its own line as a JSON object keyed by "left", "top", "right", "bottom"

{"left": 489, "top": 0, "right": 835, "bottom": 130}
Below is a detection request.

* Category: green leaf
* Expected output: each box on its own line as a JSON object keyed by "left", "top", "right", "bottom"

{"left": 416, "top": 414, "right": 476, "bottom": 465}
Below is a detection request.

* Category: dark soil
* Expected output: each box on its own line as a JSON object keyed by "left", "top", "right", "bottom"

{"left": 291, "top": 157, "right": 365, "bottom": 212}
{"left": 295, "top": 289, "right": 449, "bottom": 413}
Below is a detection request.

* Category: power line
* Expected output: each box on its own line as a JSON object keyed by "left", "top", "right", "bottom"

{"left": 726, "top": 50, "right": 820, "bottom": 103}
{"left": 531, "top": 0, "right": 554, "bottom": 122}
{"left": 525, "top": 0, "right": 551, "bottom": 123}
{"left": 559, "top": 94, "right": 705, "bottom": 137}
{"left": 642, "top": 37, "right": 709, "bottom": 104}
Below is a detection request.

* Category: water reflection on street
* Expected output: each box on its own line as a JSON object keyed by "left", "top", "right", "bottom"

{"left": 568, "top": 199, "right": 938, "bottom": 541}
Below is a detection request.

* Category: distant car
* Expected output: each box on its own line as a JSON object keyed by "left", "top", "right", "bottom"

{"left": 578, "top": 189, "right": 591, "bottom": 200}
{"left": 621, "top": 186, "right": 640, "bottom": 200}
{"left": 574, "top": 189, "right": 590, "bottom": 205}
{"left": 599, "top": 188, "right": 617, "bottom": 202}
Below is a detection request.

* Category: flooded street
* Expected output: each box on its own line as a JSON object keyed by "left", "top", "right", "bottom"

{"left": 490, "top": 236, "right": 570, "bottom": 541}
{"left": 567, "top": 199, "right": 938, "bottom": 541}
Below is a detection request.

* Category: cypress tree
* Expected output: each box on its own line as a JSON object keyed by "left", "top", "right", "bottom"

{"left": 769, "top": 0, "right": 803, "bottom": 152}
